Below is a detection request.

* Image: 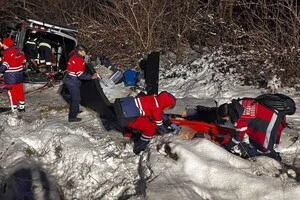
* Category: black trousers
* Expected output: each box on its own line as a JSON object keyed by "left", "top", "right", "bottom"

{"left": 65, "top": 84, "right": 81, "bottom": 119}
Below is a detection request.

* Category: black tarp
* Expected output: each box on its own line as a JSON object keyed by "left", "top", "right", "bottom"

{"left": 59, "top": 63, "right": 118, "bottom": 130}
{"left": 80, "top": 78, "right": 116, "bottom": 120}
{"left": 80, "top": 63, "right": 117, "bottom": 120}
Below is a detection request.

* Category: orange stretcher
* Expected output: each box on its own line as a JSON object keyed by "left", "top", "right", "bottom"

{"left": 170, "top": 118, "right": 235, "bottom": 144}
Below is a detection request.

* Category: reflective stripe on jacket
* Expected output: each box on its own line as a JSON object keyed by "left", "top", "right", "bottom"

{"left": 0, "top": 47, "right": 25, "bottom": 84}
{"left": 235, "top": 99, "right": 285, "bottom": 152}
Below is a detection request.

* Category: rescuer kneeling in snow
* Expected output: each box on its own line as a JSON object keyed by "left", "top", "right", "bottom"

{"left": 114, "top": 91, "right": 180, "bottom": 154}
{"left": 217, "top": 96, "right": 295, "bottom": 162}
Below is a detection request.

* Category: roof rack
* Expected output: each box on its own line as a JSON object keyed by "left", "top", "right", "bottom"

{"left": 27, "top": 19, "right": 78, "bottom": 33}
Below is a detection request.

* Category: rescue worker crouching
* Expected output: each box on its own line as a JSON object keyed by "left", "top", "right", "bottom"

{"left": 114, "top": 91, "right": 180, "bottom": 154}
{"left": 0, "top": 38, "right": 26, "bottom": 112}
{"left": 217, "top": 99, "right": 285, "bottom": 161}
{"left": 63, "top": 44, "right": 98, "bottom": 122}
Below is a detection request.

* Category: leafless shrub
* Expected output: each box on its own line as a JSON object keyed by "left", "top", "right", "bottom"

{"left": 1, "top": 0, "right": 300, "bottom": 87}
{"left": 78, "top": 0, "right": 206, "bottom": 66}
{"left": 231, "top": 1, "right": 300, "bottom": 87}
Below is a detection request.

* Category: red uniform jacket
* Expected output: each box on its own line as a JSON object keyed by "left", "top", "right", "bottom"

{"left": 64, "top": 52, "right": 92, "bottom": 86}
{"left": 116, "top": 91, "right": 176, "bottom": 139}
{"left": 134, "top": 95, "right": 165, "bottom": 126}
{"left": 0, "top": 47, "right": 25, "bottom": 84}
{"left": 234, "top": 99, "right": 285, "bottom": 152}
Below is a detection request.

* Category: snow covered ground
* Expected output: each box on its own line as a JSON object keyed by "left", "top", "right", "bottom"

{"left": 0, "top": 51, "right": 299, "bottom": 200}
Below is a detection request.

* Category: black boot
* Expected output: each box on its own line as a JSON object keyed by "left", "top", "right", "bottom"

{"left": 133, "top": 138, "right": 150, "bottom": 155}
{"left": 265, "top": 150, "right": 282, "bottom": 162}
{"left": 18, "top": 108, "right": 26, "bottom": 112}
{"left": 131, "top": 129, "right": 142, "bottom": 142}
{"left": 68, "top": 117, "right": 82, "bottom": 122}
{"left": 222, "top": 140, "right": 237, "bottom": 152}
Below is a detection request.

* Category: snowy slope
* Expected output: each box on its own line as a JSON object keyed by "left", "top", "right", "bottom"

{"left": 0, "top": 51, "right": 299, "bottom": 200}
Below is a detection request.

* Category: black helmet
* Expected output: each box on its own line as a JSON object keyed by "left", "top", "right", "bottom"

{"left": 75, "top": 44, "right": 88, "bottom": 52}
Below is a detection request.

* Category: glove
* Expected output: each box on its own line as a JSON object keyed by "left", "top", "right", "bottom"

{"left": 162, "top": 114, "right": 172, "bottom": 126}
{"left": 162, "top": 114, "right": 181, "bottom": 134}
{"left": 170, "top": 123, "right": 181, "bottom": 134}
{"left": 157, "top": 124, "right": 168, "bottom": 134}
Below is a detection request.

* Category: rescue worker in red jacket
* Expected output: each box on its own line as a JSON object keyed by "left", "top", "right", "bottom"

{"left": 217, "top": 98, "right": 285, "bottom": 161}
{"left": 63, "top": 44, "right": 98, "bottom": 122}
{"left": 0, "top": 38, "right": 26, "bottom": 112}
{"left": 114, "top": 91, "right": 179, "bottom": 154}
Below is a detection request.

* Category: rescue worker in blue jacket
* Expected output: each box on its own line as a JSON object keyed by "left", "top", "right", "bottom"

{"left": 63, "top": 44, "right": 98, "bottom": 122}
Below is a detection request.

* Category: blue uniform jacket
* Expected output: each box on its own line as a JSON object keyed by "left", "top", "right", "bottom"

{"left": 63, "top": 72, "right": 93, "bottom": 86}
{"left": 0, "top": 63, "right": 24, "bottom": 84}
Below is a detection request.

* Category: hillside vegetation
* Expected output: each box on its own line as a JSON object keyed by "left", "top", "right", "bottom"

{"left": 1, "top": 0, "right": 300, "bottom": 88}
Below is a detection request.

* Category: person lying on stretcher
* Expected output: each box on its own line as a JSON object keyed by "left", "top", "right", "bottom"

{"left": 178, "top": 97, "right": 289, "bottom": 161}
{"left": 168, "top": 104, "right": 234, "bottom": 141}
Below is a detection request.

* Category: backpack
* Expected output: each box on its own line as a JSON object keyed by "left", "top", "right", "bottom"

{"left": 114, "top": 97, "right": 140, "bottom": 126}
{"left": 253, "top": 93, "right": 296, "bottom": 116}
